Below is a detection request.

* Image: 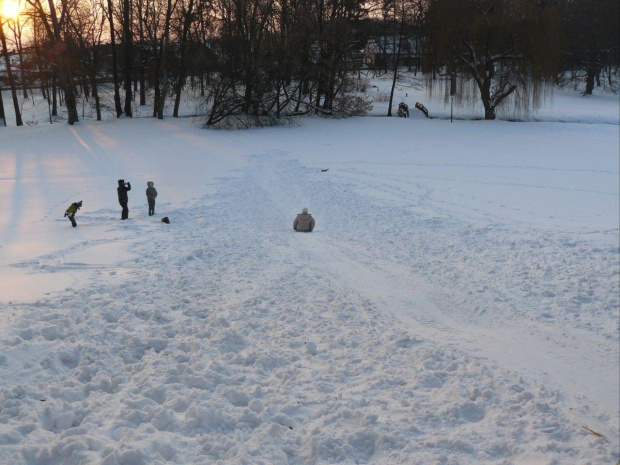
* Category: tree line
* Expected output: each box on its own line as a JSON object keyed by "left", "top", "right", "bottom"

{"left": 0, "top": 0, "right": 618, "bottom": 126}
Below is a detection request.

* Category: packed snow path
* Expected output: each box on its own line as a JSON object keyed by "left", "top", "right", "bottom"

{"left": 0, "top": 117, "right": 618, "bottom": 464}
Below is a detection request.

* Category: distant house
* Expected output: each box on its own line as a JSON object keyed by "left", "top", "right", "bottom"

{"left": 1, "top": 49, "right": 43, "bottom": 89}
{"left": 0, "top": 53, "right": 20, "bottom": 83}
{"left": 304, "top": 40, "right": 365, "bottom": 69}
{"left": 363, "top": 36, "right": 420, "bottom": 69}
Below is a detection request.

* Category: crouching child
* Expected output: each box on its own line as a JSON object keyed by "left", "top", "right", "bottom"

{"left": 65, "top": 201, "right": 82, "bottom": 227}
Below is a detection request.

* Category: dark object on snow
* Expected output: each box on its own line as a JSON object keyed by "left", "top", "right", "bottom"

{"left": 146, "top": 181, "right": 158, "bottom": 216}
{"left": 117, "top": 179, "right": 131, "bottom": 220}
{"left": 293, "top": 208, "right": 315, "bottom": 232}
{"left": 321, "top": 169, "right": 329, "bottom": 172}
{"left": 415, "top": 102, "right": 429, "bottom": 118}
{"left": 397, "top": 102, "right": 409, "bottom": 118}
{"left": 64, "top": 200, "right": 82, "bottom": 227}
{"left": 161, "top": 217, "right": 170, "bottom": 224}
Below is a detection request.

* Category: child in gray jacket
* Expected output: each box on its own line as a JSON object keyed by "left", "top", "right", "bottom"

{"left": 146, "top": 181, "right": 158, "bottom": 216}
{"left": 293, "top": 207, "right": 315, "bottom": 232}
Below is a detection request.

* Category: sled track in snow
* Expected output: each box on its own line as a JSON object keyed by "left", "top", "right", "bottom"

{"left": 0, "top": 151, "right": 617, "bottom": 464}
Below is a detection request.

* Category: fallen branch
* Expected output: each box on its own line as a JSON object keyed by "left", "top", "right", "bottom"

{"left": 582, "top": 426, "right": 610, "bottom": 444}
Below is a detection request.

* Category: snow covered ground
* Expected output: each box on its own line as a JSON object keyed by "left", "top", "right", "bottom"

{"left": 0, "top": 78, "right": 618, "bottom": 464}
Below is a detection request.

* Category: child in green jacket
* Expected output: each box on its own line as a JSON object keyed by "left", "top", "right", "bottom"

{"left": 65, "top": 201, "right": 82, "bottom": 227}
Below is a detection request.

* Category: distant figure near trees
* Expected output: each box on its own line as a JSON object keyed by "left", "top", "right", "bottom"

{"left": 117, "top": 179, "right": 131, "bottom": 220}
{"left": 414, "top": 102, "right": 429, "bottom": 118}
{"left": 293, "top": 207, "right": 315, "bottom": 232}
{"left": 64, "top": 201, "right": 82, "bottom": 227}
{"left": 146, "top": 181, "right": 158, "bottom": 216}
{"left": 398, "top": 102, "right": 409, "bottom": 118}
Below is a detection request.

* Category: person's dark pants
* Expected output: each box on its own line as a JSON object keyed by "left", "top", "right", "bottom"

{"left": 148, "top": 198, "right": 155, "bottom": 216}
{"left": 120, "top": 202, "right": 129, "bottom": 220}
{"left": 68, "top": 213, "right": 77, "bottom": 227}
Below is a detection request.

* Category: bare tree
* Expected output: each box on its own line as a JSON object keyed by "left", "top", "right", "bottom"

{"left": 387, "top": 0, "right": 405, "bottom": 117}
{"left": 217, "top": 0, "right": 276, "bottom": 115}
{"left": 29, "top": 15, "right": 56, "bottom": 115}
{"left": 172, "top": 0, "right": 196, "bottom": 117}
{"left": 0, "top": 16, "right": 23, "bottom": 125}
{"left": 122, "top": 0, "right": 132, "bottom": 115}
{"left": 4, "top": 0, "right": 31, "bottom": 98}
{"left": 140, "top": 0, "right": 178, "bottom": 118}
{"left": 106, "top": 0, "right": 123, "bottom": 116}
{"left": 28, "top": 0, "right": 81, "bottom": 124}
{"left": 67, "top": 0, "right": 106, "bottom": 120}
{"left": 54, "top": 1, "right": 79, "bottom": 124}
{"left": 425, "top": 0, "right": 560, "bottom": 120}
{"left": 134, "top": 0, "right": 149, "bottom": 105}
{"left": 559, "top": 0, "right": 619, "bottom": 94}
{"left": 156, "top": 0, "right": 175, "bottom": 119}
{"left": 312, "top": 0, "right": 366, "bottom": 112}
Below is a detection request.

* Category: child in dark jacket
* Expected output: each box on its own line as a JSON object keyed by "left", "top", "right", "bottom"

{"left": 117, "top": 179, "right": 131, "bottom": 219}
{"left": 146, "top": 181, "right": 158, "bottom": 216}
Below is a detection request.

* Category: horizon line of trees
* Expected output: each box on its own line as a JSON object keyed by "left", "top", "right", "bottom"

{"left": 0, "top": 0, "right": 618, "bottom": 127}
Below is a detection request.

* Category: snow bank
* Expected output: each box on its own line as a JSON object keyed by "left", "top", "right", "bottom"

{"left": 0, "top": 85, "right": 618, "bottom": 464}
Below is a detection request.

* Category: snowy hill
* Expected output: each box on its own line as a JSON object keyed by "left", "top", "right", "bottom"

{"left": 0, "top": 82, "right": 618, "bottom": 464}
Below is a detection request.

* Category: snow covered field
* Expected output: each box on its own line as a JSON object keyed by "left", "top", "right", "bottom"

{"left": 0, "top": 80, "right": 618, "bottom": 464}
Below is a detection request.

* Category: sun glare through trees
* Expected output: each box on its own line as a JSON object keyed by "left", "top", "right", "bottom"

{"left": 0, "top": 0, "right": 20, "bottom": 19}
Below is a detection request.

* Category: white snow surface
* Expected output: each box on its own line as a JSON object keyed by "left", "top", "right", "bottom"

{"left": 0, "top": 79, "right": 619, "bottom": 464}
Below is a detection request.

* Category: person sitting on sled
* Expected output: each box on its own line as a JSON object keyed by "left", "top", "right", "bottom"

{"left": 293, "top": 207, "right": 315, "bottom": 232}
{"left": 64, "top": 200, "right": 82, "bottom": 227}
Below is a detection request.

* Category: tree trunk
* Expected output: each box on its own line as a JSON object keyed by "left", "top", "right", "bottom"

{"left": 139, "top": 48, "right": 146, "bottom": 106}
{"left": 123, "top": 0, "right": 133, "bottom": 116}
{"left": 47, "top": 39, "right": 79, "bottom": 125}
{"left": 36, "top": 44, "right": 47, "bottom": 100}
{"left": 173, "top": 0, "right": 195, "bottom": 117}
{"left": 89, "top": 52, "right": 102, "bottom": 121}
{"left": 91, "top": 69, "right": 102, "bottom": 121}
{"left": 153, "top": 78, "right": 160, "bottom": 117}
{"left": 480, "top": 79, "right": 495, "bottom": 120}
{"left": 585, "top": 68, "right": 596, "bottom": 95}
{"left": 0, "top": 86, "right": 6, "bottom": 126}
{"left": 136, "top": 7, "right": 147, "bottom": 107}
{"left": 244, "top": 68, "right": 255, "bottom": 113}
{"left": 158, "top": 0, "right": 174, "bottom": 120}
{"left": 388, "top": 15, "right": 404, "bottom": 117}
{"left": 52, "top": 75, "right": 57, "bottom": 116}
{"left": 45, "top": 77, "right": 52, "bottom": 123}
{"left": 81, "top": 75, "right": 89, "bottom": 100}
{"left": 107, "top": 0, "right": 123, "bottom": 117}
{"left": 158, "top": 61, "right": 168, "bottom": 119}
{"left": 0, "top": 21, "right": 23, "bottom": 126}
{"left": 61, "top": 69, "right": 80, "bottom": 124}
{"left": 14, "top": 23, "right": 28, "bottom": 98}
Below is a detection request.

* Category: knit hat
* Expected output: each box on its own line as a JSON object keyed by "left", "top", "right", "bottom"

{"left": 147, "top": 181, "right": 154, "bottom": 187}
{"left": 302, "top": 207, "right": 308, "bottom": 214}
